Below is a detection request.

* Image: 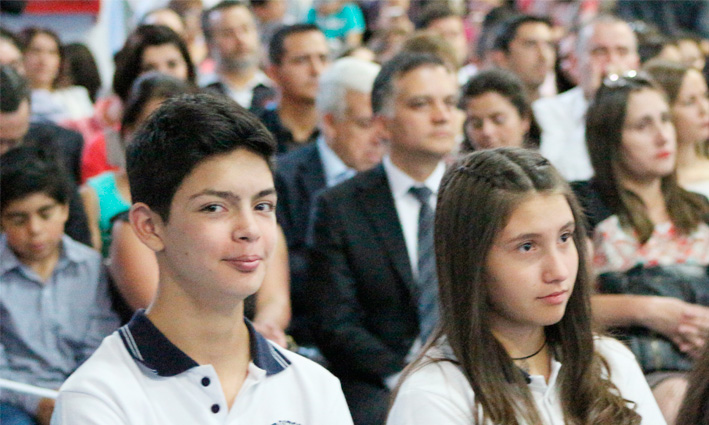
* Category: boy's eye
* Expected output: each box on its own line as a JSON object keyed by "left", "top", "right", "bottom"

{"left": 255, "top": 202, "right": 275, "bottom": 213}
{"left": 201, "top": 204, "right": 225, "bottom": 213}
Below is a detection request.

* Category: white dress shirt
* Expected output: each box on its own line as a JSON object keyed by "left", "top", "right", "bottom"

{"left": 533, "top": 87, "right": 593, "bottom": 181}
{"left": 382, "top": 156, "right": 446, "bottom": 279}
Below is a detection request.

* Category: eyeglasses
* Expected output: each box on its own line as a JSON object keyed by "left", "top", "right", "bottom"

{"left": 601, "top": 70, "right": 652, "bottom": 89}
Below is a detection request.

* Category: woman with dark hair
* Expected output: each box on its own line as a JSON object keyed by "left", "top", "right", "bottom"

{"left": 388, "top": 148, "right": 663, "bottom": 425}
{"left": 459, "top": 69, "right": 540, "bottom": 153}
{"left": 19, "top": 27, "right": 93, "bottom": 123}
{"left": 81, "top": 24, "right": 197, "bottom": 182}
{"left": 58, "top": 43, "right": 102, "bottom": 103}
{"left": 577, "top": 73, "right": 709, "bottom": 424}
{"left": 644, "top": 59, "right": 709, "bottom": 198}
{"left": 112, "top": 24, "right": 196, "bottom": 103}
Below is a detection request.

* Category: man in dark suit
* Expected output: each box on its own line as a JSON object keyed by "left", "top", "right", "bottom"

{"left": 275, "top": 57, "right": 382, "bottom": 348}
{"left": 307, "top": 52, "right": 459, "bottom": 425}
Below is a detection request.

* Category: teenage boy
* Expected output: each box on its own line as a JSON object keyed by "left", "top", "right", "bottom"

{"left": 51, "top": 94, "right": 353, "bottom": 424}
{"left": 0, "top": 147, "right": 119, "bottom": 425}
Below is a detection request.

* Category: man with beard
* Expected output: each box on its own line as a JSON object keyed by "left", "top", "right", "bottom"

{"left": 203, "top": 0, "right": 275, "bottom": 115}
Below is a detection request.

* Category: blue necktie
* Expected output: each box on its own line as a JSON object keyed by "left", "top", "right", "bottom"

{"left": 408, "top": 186, "right": 439, "bottom": 343}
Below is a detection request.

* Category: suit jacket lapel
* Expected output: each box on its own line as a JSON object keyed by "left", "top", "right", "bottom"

{"left": 357, "top": 165, "right": 415, "bottom": 291}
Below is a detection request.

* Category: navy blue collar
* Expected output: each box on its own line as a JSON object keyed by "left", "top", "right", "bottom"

{"left": 119, "top": 310, "right": 290, "bottom": 377}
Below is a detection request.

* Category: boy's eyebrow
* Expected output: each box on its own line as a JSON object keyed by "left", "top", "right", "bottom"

{"left": 189, "top": 188, "right": 277, "bottom": 202}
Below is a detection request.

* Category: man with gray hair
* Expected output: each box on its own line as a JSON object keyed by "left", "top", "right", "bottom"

{"left": 202, "top": 0, "right": 276, "bottom": 115}
{"left": 275, "top": 56, "right": 382, "bottom": 351}
{"left": 533, "top": 14, "right": 640, "bottom": 181}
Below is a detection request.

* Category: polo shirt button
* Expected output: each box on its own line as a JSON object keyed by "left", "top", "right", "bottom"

{"left": 201, "top": 377, "right": 210, "bottom": 387}
{"left": 211, "top": 404, "right": 220, "bottom": 414}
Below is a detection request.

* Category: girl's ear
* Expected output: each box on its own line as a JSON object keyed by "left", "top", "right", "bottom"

{"left": 129, "top": 203, "right": 166, "bottom": 253}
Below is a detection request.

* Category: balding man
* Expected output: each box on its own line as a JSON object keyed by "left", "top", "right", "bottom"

{"left": 533, "top": 15, "right": 640, "bottom": 181}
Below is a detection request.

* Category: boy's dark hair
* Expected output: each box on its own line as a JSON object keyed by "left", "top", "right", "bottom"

{"left": 461, "top": 68, "right": 531, "bottom": 119}
{"left": 126, "top": 93, "right": 276, "bottom": 222}
{"left": 415, "top": 3, "right": 460, "bottom": 30}
{"left": 0, "top": 146, "right": 71, "bottom": 211}
{"left": 0, "top": 64, "right": 30, "bottom": 112}
{"left": 203, "top": 0, "right": 249, "bottom": 42}
{"left": 268, "top": 23, "right": 321, "bottom": 66}
{"left": 492, "top": 15, "right": 552, "bottom": 52}
{"left": 371, "top": 51, "right": 445, "bottom": 116}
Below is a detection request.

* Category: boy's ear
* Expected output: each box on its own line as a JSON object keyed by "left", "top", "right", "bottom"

{"left": 129, "top": 203, "right": 166, "bottom": 253}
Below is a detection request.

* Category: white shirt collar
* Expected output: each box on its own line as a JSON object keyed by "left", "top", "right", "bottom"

{"left": 383, "top": 155, "right": 446, "bottom": 200}
{"left": 317, "top": 136, "right": 356, "bottom": 187}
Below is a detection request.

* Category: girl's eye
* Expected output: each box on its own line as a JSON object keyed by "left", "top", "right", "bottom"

{"left": 560, "top": 232, "right": 573, "bottom": 243}
{"left": 518, "top": 242, "right": 533, "bottom": 252}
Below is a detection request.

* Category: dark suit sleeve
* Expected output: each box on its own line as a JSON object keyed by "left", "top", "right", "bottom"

{"left": 308, "top": 192, "right": 405, "bottom": 381}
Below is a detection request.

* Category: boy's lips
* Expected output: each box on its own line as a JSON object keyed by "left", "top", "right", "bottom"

{"left": 223, "top": 255, "right": 263, "bottom": 272}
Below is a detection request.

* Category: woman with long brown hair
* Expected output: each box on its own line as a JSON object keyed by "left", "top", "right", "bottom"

{"left": 576, "top": 73, "right": 709, "bottom": 424}
{"left": 387, "top": 148, "right": 663, "bottom": 424}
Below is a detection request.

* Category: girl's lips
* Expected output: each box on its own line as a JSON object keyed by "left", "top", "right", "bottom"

{"left": 656, "top": 150, "right": 672, "bottom": 159}
{"left": 538, "top": 290, "right": 568, "bottom": 305}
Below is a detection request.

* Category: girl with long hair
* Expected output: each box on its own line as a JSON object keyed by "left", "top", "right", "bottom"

{"left": 387, "top": 148, "right": 664, "bottom": 424}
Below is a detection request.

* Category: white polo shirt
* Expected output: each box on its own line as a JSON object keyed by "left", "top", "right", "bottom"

{"left": 51, "top": 311, "right": 353, "bottom": 425}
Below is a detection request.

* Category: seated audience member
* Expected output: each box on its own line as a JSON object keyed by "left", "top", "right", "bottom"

{"left": 0, "top": 28, "right": 26, "bottom": 74}
{"left": 490, "top": 14, "right": 556, "bottom": 102}
{"left": 308, "top": 52, "right": 458, "bottom": 425}
{"left": 262, "top": 24, "right": 330, "bottom": 153}
{"left": 387, "top": 148, "right": 665, "bottom": 425}
{"left": 57, "top": 43, "right": 101, "bottom": 104}
{"left": 51, "top": 93, "right": 354, "bottom": 424}
{"left": 400, "top": 32, "right": 459, "bottom": 74}
{"left": 18, "top": 28, "right": 93, "bottom": 124}
{"left": 306, "top": 0, "right": 365, "bottom": 52}
{"left": 201, "top": 1, "right": 276, "bottom": 115}
{"left": 676, "top": 342, "right": 709, "bottom": 424}
{"left": 167, "top": 0, "right": 208, "bottom": 70}
{"left": 675, "top": 33, "right": 706, "bottom": 71}
{"left": 81, "top": 24, "right": 197, "bottom": 182}
{"left": 81, "top": 73, "right": 196, "bottom": 256}
{"left": 644, "top": 60, "right": 709, "bottom": 197}
{"left": 0, "top": 147, "right": 119, "bottom": 425}
{"left": 275, "top": 57, "right": 382, "bottom": 348}
{"left": 459, "top": 69, "right": 538, "bottom": 153}
{"left": 533, "top": 15, "right": 640, "bottom": 181}
{"left": 415, "top": 3, "right": 474, "bottom": 85}
{"left": 575, "top": 74, "right": 709, "bottom": 425}
{"left": 250, "top": 0, "right": 293, "bottom": 48}
{"left": 0, "top": 65, "right": 90, "bottom": 245}
{"left": 140, "top": 7, "right": 185, "bottom": 36}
